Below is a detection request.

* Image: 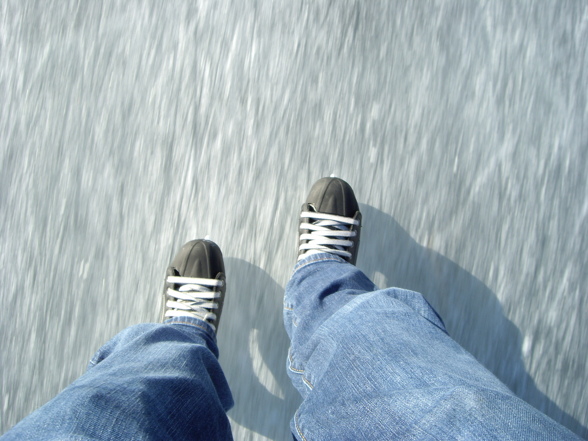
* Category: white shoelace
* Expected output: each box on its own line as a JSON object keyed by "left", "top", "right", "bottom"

{"left": 298, "top": 211, "right": 359, "bottom": 261}
{"left": 164, "top": 276, "right": 223, "bottom": 331}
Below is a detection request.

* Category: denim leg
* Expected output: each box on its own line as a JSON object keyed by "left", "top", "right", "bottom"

{"left": 284, "top": 253, "right": 580, "bottom": 441}
{"left": 1, "top": 317, "right": 233, "bottom": 441}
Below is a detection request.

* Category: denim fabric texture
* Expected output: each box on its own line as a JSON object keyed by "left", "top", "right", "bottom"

{"left": 1, "top": 317, "right": 234, "bottom": 441}
{"left": 1, "top": 254, "right": 581, "bottom": 440}
{"left": 284, "top": 253, "right": 581, "bottom": 441}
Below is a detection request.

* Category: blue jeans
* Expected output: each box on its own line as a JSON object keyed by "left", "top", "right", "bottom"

{"left": 1, "top": 254, "right": 580, "bottom": 440}
{"left": 1, "top": 317, "right": 234, "bottom": 441}
{"left": 284, "top": 254, "right": 580, "bottom": 440}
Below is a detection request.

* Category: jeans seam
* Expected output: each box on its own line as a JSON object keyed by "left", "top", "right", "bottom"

{"left": 288, "top": 349, "right": 304, "bottom": 373}
{"left": 295, "top": 411, "right": 309, "bottom": 441}
{"left": 289, "top": 365, "right": 304, "bottom": 373}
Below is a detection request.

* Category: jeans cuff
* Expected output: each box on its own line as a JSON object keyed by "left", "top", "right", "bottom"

{"left": 293, "top": 252, "right": 347, "bottom": 274}
{"left": 164, "top": 316, "right": 216, "bottom": 340}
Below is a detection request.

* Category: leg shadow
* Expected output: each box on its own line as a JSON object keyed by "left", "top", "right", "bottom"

{"left": 359, "top": 204, "right": 587, "bottom": 438}
{"left": 217, "top": 258, "right": 301, "bottom": 441}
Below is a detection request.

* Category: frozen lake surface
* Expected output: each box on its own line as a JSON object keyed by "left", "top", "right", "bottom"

{"left": 1, "top": 1, "right": 587, "bottom": 439}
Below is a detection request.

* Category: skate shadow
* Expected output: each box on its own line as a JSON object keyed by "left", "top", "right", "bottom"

{"left": 358, "top": 204, "right": 587, "bottom": 438}
{"left": 217, "top": 258, "right": 301, "bottom": 441}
